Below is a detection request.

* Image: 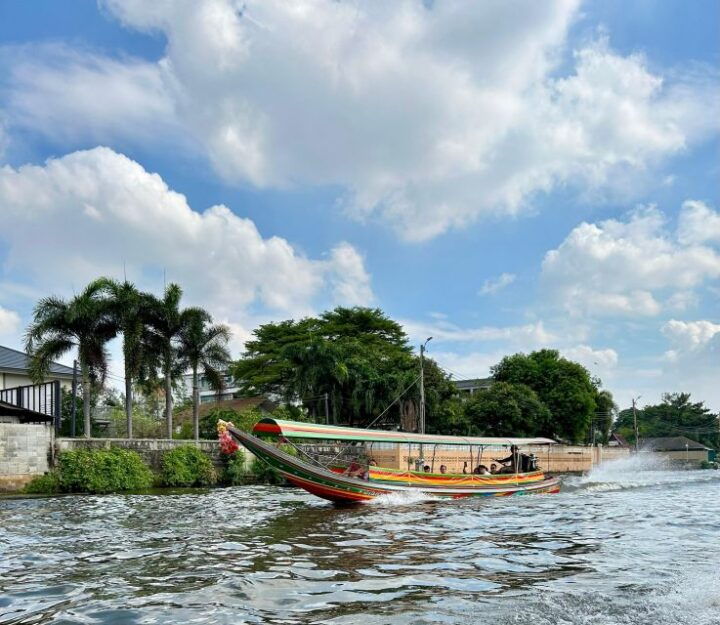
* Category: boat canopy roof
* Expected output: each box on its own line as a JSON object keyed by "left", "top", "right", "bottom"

{"left": 253, "top": 418, "right": 556, "bottom": 447}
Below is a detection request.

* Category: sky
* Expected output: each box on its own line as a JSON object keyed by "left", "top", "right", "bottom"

{"left": 0, "top": 0, "right": 718, "bottom": 411}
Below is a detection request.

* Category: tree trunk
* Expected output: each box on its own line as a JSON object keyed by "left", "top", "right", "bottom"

{"left": 125, "top": 360, "right": 133, "bottom": 439}
{"left": 165, "top": 352, "right": 173, "bottom": 439}
{"left": 81, "top": 360, "right": 91, "bottom": 439}
{"left": 192, "top": 365, "right": 200, "bottom": 441}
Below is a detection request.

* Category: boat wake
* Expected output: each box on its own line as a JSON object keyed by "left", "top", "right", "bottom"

{"left": 563, "top": 453, "right": 718, "bottom": 493}
{"left": 364, "top": 489, "right": 438, "bottom": 506}
{"left": 500, "top": 569, "right": 720, "bottom": 625}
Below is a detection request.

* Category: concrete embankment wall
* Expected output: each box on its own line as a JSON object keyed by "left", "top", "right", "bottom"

{"left": 55, "top": 438, "right": 229, "bottom": 472}
{"left": 0, "top": 423, "right": 54, "bottom": 492}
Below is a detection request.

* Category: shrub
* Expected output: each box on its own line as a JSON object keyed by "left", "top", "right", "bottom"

{"left": 24, "top": 471, "right": 62, "bottom": 494}
{"left": 224, "top": 449, "right": 248, "bottom": 486}
{"left": 199, "top": 408, "right": 246, "bottom": 441}
{"left": 250, "top": 444, "right": 297, "bottom": 485}
{"left": 57, "top": 448, "right": 153, "bottom": 494}
{"left": 174, "top": 422, "right": 194, "bottom": 440}
{"left": 161, "top": 445, "right": 217, "bottom": 487}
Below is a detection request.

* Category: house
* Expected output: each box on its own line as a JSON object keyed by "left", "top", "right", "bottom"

{"left": 453, "top": 377, "right": 493, "bottom": 397}
{"left": 0, "top": 345, "right": 73, "bottom": 425}
{"left": 607, "top": 432, "right": 630, "bottom": 448}
{"left": 641, "top": 436, "right": 713, "bottom": 464}
{"left": 179, "top": 370, "right": 240, "bottom": 404}
{"left": 0, "top": 345, "right": 74, "bottom": 391}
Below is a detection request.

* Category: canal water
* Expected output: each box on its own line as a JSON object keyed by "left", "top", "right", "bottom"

{"left": 1, "top": 456, "right": 719, "bottom": 625}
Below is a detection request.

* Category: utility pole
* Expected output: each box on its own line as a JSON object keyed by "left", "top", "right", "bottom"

{"left": 419, "top": 337, "right": 432, "bottom": 435}
{"left": 418, "top": 337, "right": 432, "bottom": 466}
{"left": 71, "top": 359, "right": 78, "bottom": 437}
{"left": 324, "top": 392, "right": 330, "bottom": 425}
{"left": 632, "top": 395, "right": 641, "bottom": 452}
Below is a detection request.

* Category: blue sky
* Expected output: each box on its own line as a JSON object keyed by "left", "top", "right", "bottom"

{"left": 0, "top": 0, "right": 718, "bottom": 410}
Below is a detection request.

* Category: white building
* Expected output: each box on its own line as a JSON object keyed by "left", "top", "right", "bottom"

{"left": 179, "top": 370, "right": 240, "bottom": 404}
{"left": 0, "top": 345, "right": 74, "bottom": 391}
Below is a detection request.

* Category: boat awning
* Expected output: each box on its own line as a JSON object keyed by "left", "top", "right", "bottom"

{"left": 253, "top": 418, "right": 556, "bottom": 447}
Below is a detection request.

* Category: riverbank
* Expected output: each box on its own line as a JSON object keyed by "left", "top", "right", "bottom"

{"left": 16, "top": 445, "right": 267, "bottom": 496}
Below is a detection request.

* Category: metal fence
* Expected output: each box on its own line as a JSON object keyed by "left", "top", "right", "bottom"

{"left": 0, "top": 380, "right": 61, "bottom": 430}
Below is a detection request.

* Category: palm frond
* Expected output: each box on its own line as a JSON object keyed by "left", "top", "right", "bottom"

{"left": 27, "top": 336, "right": 75, "bottom": 382}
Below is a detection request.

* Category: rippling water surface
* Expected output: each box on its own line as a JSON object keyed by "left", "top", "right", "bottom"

{"left": 2, "top": 456, "right": 719, "bottom": 625}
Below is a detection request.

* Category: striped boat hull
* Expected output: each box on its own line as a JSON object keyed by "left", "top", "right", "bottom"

{"left": 228, "top": 427, "right": 561, "bottom": 504}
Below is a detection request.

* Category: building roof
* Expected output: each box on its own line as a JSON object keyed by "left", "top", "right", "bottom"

{"left": 453, "top": 377, "right": 494, "bottom": 391}
{"left": 642, "top": 436, "right": 712, "bottom": 452}
{"left": 0, "top": 345, "right": 74, "bottom": 377}
{"left": 608, "top": 432, "right": 630, "bottom": 447}
{"left": 254, "top": 418, "right": 557, "bottom": 447}
{"left": 0, "top": 400, "right": 54, "bottom": 423}
{"left": 176, "top": 396, "right": 278, "bottom": 421}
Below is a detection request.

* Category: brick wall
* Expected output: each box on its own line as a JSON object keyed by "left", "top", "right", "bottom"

{"left": 0, "top": 423, "right": 54, "bottom": 492}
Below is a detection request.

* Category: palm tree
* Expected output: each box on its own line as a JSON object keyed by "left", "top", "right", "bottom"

{"left": 98, "top": 279, "right": 150, "bottom": 438}
{"left": 178, "top": 309, "right": 231, "bottom": 440}
{"left": 25, "top": 280, "right": 117, "bottom": 438}
{"left": 145, "top": 284, "right": 186, "bottom": 438}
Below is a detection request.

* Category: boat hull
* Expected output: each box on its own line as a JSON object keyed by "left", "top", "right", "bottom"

{"left": 228, "top": 426, "right": 561, "bottom": 504}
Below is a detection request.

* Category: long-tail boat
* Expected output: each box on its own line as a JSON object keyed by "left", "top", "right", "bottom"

{"left": 221, "top": 418, "right": 561, "bottom": 503}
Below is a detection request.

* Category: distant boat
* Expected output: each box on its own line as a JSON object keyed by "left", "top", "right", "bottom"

{"left": 225, "top": 419, "right": 561, "bottom": 503}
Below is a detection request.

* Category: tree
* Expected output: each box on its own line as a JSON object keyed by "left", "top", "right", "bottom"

{"left": 463, "top": 381, "right": 551, "bottom": 437}
{"left": 233, "top": 307, "right": 426, "bottom": 427}
{"left": 593, "top": 389, "right": 617, "bottom": 445}
{"left": 491, "top": 349, "right": 598, "bottom": 442}
{"left": 614, "top": 393, "right": 719, "bottom": 449}
{"left": 421, "top": 358, "right": 464, "bottom": 434}
{"left": 98, "top": 279, "right": 151, "bottom": 438}
{"left": 144, "top": 284, "right": 187, "bottom": 438}
{"left": 26, "top": 280, "right": 116, "bottom": 438}
{"left": 178, "top": 308, "right": 231, "bottom": 440}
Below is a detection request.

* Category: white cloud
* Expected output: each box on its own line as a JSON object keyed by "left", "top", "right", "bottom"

{"left": 432, "top": 343, "right": 618, "bottom": 382}
{"left": 326, "top": 243, "right": 374, "bottom": 307}
{"left": 662, "top": 319, "right": 720, "bottom": 352}
{"left": 0, "top": 306, "right": 21, "bottom": 340}
{"left": 2, "top": 1, "right": 717, "bottom": 240}
{"left": 677, "top": 199, "right": 720, "bottom": 245}
{"left": 561, "top": 344, "right": 618, "bottom": 370}
{"left": 479, "top": 272, "right": 516, "bottom": 295}
{"left": 2, "top": 44, "right": 177, "bottom": 146}
{"left": 431, "top": 350, "right": 508, "bottom": 380}
{"left": 0, "top": 147, "right": 373, "bottom": 328}
{"left": 402, "top": 319, "right": 555, "bottom": 346}
{"left": 541, "top": 205, "right": 720, "bottom": 317}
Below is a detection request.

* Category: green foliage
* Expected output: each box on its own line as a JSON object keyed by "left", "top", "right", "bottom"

{"left": 491, "top": 349, "right": 600, "bottom": 442}
{"left": 160, "top": 445, "right": 217, "bottom": 487}
{"left": 250, "top": 444, "right": 297, "bottom": 485}
{"left": 107, "top": 404, "right": 166, "bottom": 438}
{"left": 174, "top": 421, "right": 194, "bottom": 440}
{"left": 614, "top": 393, "right": 719, "bottom": 449}
{"left": 232, "top": 307, "right": 453, "bottom": 428}
{"left": 57, "top": 448, "right": 153, "bottom": 493}
{"left": 25, "top": 279, "right": 118, "bottom": 436}
{"left": 593, "top": 389, "right": 617, "bottom": 444}
{"left": 422, "top": 358, "right": 463, "bottom": 434}
{"left": 463, "top": 381, "right": 551, "bottom": 436}
{"left": 24, "top": 471, "right": 62, "bottom": 494}
{"left": 178, "top": 308, "right": 231, "bottom": 439}
{"left": 427, "top": 396, "right": 469, "bottom": 435}
{"left": 224, "top": 449, "right": 248, "bottom": 485}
